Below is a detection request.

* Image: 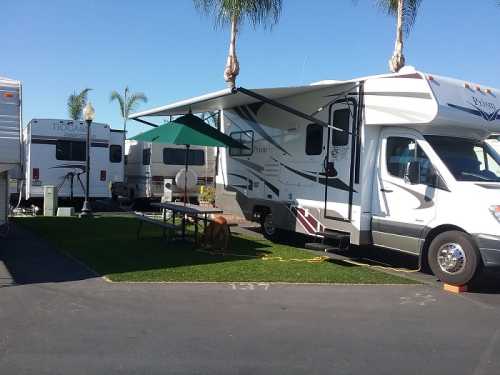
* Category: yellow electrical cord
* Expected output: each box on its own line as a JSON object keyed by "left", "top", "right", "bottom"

{"left": 197, "top": 248, "right": 421, "bottom": 273}
{"left": 196, "top": 249, "right": 330, "bottom": 263}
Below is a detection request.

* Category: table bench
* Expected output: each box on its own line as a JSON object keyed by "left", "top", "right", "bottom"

{"left": 151, "top": 202, "right": 225, "bottom": 244}
{"left": 134, "top": 212, "right": 180, "bottom": 241}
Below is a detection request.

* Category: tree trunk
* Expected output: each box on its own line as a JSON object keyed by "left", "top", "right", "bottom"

{"left": 389, "top": 0, "right": 405, "bottom": 73}
{"left": 224, "top": 15, "right": 240, "bottom": 89}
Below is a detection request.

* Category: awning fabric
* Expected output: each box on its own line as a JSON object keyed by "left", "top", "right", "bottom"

{"left": 130, "top": 113, "right": 245, "bottom": 148}
{"left": 129, "top": 83, "right": 346, "bottom": 118}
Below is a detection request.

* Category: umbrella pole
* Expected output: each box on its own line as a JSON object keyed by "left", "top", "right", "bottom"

{"left": 184, "top": 145, "right": 189, "bottom": 206}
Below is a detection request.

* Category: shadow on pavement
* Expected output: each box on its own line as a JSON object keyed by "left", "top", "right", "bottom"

{"left": 0, "top": 224, "right": 99, "bottom": 286}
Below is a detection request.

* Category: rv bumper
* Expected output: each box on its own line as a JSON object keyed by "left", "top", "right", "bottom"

{"left": 474, "top": 234, "right": 500, "bottom": 268}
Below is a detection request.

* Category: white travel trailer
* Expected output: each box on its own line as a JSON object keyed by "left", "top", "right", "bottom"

{"left": 0, "top": 77, "right": 21, "bottom": 229}
{"left": 130, "top": 69, "right": 500, "bottom": 286}
{"left": 124, "top": 139, "right": 216, "bottom": 201}
{"left": 23, "top": 119, "right": 125, "bottom": 200}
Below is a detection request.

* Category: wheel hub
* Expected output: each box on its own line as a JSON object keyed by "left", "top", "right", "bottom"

{"left": 437, "top": 243, "right": 466, "bottom": 274}
{"left": 263, "top": 215, "right": 275, "bottom": 236}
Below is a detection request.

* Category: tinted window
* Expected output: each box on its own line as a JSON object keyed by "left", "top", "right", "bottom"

{"left": 163, "top": 148, "right": 205, "bottom": 166}
{"left": 332, "top": 109, "right": 350, "bottom": 146}
{"left": 230, "top": 131, "right": 253, "bottom": 157}
{"left": 142, "top": 148, "right": 151, "bottom": 165}
{"left": 305, "top": 123, "right": 323, "bottom": 155}
{"left": 426, "top": 135, "right": 500, "bottom": 182}
{"left": 56, "top": 140, "right": 86, "bottom": 161}
{"left": 386, "top": 137, "right": 434, "bottom": 185}
{"left": 109, "top": 145, "right": 122, "bottom": 163}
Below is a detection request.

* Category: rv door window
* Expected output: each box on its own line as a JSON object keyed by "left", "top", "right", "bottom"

{"left": 109, "top": 145, "right": 122, "bottom": 163}
{"left": 386, "top": 137, "right": 433, "bottom": 184}
{"left": 305, "top": 124, "right": 323, "bottom": 155}
{"left": 163, "top": 148, "right": 205, "bottom": 166}
{"left": 143, "top": 149, "right": 151, "bottom": 165}
{"left": 332, "top": 109, "right": 350, "bottom": 146}
{"left": 229, "top": 131, "right": 253, "bottom": 157}
{"left": 56, "top": 140, "right": 86, "bottom": 161}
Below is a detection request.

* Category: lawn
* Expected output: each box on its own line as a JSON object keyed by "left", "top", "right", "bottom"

{"left": 16, "top": 216, "right": 416, "bottom": 284}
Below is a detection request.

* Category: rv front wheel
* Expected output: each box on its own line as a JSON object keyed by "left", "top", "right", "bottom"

{"left": 260, "top": 213, "right": 282, "bottom": 242}
{"left": 428, "top": 231, "right": 481, "bottom": 286}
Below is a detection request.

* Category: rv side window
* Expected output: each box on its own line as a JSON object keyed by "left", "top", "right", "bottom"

{"left": 229, "top": 131, "right": 253, "bottom": 157}
{"left": 142, "top": 149, "right": 151, "bottom": 165}
{"left": 56, "top": 140, "right": 86, "bottom": 161}
{"left": 386, "top": 137, "right": 433, "bottom": 184}
{"left": 163, "top": 148, "right": 205, "bottom": 166}
{"left": 332, "top": 109, "right": 350, "bottom": 146}
{"left": 109, "top": 145, "right": 122, "bottom": 163}
{"left": 305, "top": 124, "right": 323, "bottom": 155}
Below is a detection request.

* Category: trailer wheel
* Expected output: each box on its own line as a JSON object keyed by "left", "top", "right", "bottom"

{"left": 260, "top": 212, "right": 282, "bottom": 242}
{"left": 427, "top": 231, "right": 481, "bottom": 286}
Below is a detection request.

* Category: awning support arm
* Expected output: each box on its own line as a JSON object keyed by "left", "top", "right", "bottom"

{"left": 131, "top": 117, "right": 160, "bottom": 128}
{"left": 236, "top": 87, "right": 352, "bottom": 134}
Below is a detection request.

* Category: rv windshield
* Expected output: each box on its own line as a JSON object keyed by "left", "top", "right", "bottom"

{"left": 426, "top": 135, "right": 500, "bottom": 182}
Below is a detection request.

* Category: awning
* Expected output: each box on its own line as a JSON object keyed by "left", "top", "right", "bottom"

{"left": 129, "top": 83, "right": 348, "bottom": 119}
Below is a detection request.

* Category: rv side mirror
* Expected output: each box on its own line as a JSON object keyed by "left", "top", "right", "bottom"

{"left": 406, "top": 161, "right": 420, "bottom": 185}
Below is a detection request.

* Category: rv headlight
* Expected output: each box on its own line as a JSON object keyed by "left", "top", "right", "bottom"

{"left": 490, "top": 205, "right": 500, "bottom": 222}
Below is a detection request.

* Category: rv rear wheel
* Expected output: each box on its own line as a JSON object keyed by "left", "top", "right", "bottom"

{"left": 260, "top": 213, "right": 282, "bottom": 242}
{"left": 428, "top": 231, "right": 481, "bottom": 286}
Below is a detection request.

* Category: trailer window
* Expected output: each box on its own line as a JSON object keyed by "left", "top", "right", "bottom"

{"left": 332, "top": 109, "right": 350, "bottom": 146}
{"left": 230, "top": 131, "right": 253, "bottom": 157}
{"left": 305, "top": 124, "right": 323, "bottom": 155}
{"left": 163, "top": 148, "right": 205, "bottom": 166}
{"left": 109, "top": 145, "right": 122, "bottom": 163}
{"left": 386, "top": 137, "right": 433, "bottom": 185}
{"left": 56, "top": 140, "right": 86, "bottom": 161}
{"left": 142, "top": 148, "right": 151, "bottom": 165}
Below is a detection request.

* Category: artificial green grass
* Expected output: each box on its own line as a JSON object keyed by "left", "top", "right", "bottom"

{"left": 16, "top": 216, "right": 416, "bottom": 284}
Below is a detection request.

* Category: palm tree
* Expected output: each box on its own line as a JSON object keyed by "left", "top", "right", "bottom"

{"left": 378, "top": 0, "right": 422, "bottom": 72}
{"left": 109, "top": 87, "right": 148, "bottom": 133}
{"left": 67, "top": 88, "right": 92, "bottom": 120}
{"left": 193, "top": 0, "right": 282, "bottom": 89}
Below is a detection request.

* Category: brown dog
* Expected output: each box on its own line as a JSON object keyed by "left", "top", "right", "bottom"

{"left": 203, "top": 215, "right": 230, "bottom": 252}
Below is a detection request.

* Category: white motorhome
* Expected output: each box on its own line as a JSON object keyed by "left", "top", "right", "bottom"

{"left": 0, "top": 77, "right": 21, "bottom": 229}
{"left": 124, "top": 140, "right": 216, "bottom": 201}
{"left": 130, "top": 69, "right": 500, "bottom": 286}
{"left": 23, "top": 119, "right": 125, "bottom": 200}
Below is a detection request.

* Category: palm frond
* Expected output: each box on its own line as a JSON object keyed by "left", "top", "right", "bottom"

{"left": 67, "top": 88, "right": 92, "bottom": 120}
{"left": 125, "top": 93, "right": 148, "bottom": 118}
{"left": 377, "top": 0, "right": 422, "bottom": 36}
{"left": 110, "top": 90, "right": 126, "bottom": 118}
{"left": 110, "top": 88, "right": 148, "bottom": 120}
{"left": 193, "top": 0, "right": 282, "bottom": 29}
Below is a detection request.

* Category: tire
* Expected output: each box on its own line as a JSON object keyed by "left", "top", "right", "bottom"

{"left": 260, "top": 212, "right": 283, "bottom": 242}
{"left": 428, "top": 231, "right": 481, "bottom": 286}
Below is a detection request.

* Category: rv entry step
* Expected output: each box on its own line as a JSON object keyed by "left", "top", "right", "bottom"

{"left": 305, "top": 230, "right": 350, "bottom": 253}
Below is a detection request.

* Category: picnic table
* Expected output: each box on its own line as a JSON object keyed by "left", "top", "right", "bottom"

{"left": 151, "top": 202, "right": 224, "bottom": 243}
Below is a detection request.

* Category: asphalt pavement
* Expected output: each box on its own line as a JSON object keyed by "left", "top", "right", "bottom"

{"left": 1, "top": 224, "right": 500, "bottom": 375}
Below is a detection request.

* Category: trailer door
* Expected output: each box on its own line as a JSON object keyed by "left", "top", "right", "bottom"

{"left": 324, "top": 98, "right": 358, "bottom": 222}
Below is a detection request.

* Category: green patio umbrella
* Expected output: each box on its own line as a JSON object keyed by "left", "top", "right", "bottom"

{"left": 131, "top": 114, "right": 245, "bottom": 205}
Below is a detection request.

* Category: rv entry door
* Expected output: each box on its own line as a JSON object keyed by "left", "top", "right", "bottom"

{"left": 324, "top": 99, "right": 358, "bottom": 221}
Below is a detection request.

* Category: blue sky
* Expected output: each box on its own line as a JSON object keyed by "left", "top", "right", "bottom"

{"left": 3, "top": 0, "right": 499, "bottom": 136}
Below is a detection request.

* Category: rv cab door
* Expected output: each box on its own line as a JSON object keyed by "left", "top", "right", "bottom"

{"left": 372, "top": 129, "right": 438, "bottom": 254}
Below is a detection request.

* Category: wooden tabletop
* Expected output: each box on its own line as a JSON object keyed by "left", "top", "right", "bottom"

{"left": 152, "top": 202, "right": 224, "bottom": 215}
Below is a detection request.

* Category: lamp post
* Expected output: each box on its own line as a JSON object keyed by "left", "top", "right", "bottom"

{"left": 80, "top": 102, "right": 95, "bottom": 218}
